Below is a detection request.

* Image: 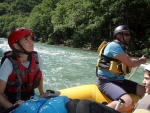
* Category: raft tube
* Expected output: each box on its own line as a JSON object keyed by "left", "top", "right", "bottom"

{"left": 59, "top": 84, "right": 141, "bottom": 113}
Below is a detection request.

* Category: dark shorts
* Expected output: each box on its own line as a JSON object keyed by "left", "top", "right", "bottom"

{"left": 96, "top": 79, "right": 137, "bottom": 100}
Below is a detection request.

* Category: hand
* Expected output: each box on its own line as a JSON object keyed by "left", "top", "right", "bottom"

{"left": 43, "top": 91, "right": 51, "bottom": 97}
{"left": 13, "top": 100, "right": 24, "bottom": 106}
{"left": 39, "top": 91, "right": 51, "bottom": 98}
{"left": 139, "top": 56, "right": 147, "bottom": 64}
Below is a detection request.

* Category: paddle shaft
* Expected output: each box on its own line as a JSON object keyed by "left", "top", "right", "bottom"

{"left": 128, "top": 66, "right": 139, "bottom": 80}
{"left": 128, "top": 54, "right": 146, "bottom": 80}
{"left": 115, "top": 98, "right": 125, "bottom": 111}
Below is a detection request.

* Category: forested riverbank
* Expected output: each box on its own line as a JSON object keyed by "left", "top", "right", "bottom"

{"left": 0, "top": 0, "right": 150, "bottom": 58}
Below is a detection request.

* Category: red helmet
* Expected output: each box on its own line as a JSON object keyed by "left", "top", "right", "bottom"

{"left": 8, "top": 28, "right": 34, "bottom": 49}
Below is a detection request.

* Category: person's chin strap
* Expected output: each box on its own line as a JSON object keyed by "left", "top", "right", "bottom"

{"left": 116, "top": 33, "right": 128, "bottom": 46}
{"left": 12, "top": 42, "right": 32, "bottom": 61}
{"left": 16, "top": 42, "right": 31, "bottom": 56}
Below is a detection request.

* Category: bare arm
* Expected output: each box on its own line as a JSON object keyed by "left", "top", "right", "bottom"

{"left": 0, "top": 80, "right": 13, "bottom": 108}
{"left": 0, "top": 60, "right": 24, "bottom": 108}
{"left": 38, "top": 76, "right": 44, "bottom": 95}
{"left": 38, "top": 76, "right": 51, "bottom": 97}
{"left": 115, "top": 52, "right": 147, "bottom": 67}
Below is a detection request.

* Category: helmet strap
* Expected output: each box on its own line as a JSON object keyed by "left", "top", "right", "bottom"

{"left": 122, "top": 34, "right": 128, "bottom": 46}
{"left": 16, "top": 42, "right": 31, "bottom": 56}
{"left": 116, "top": 33, "right": 128, "bottom": 46}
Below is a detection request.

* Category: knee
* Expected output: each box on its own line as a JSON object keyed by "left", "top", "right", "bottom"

{"left": 119, "top": 94, "right": 135, "bottom": 112}
{"left": 123, "top": 100, "right": 134, "bottom": 111}
{"left": 107, "top": 98, "right": 134, "bottom": 112}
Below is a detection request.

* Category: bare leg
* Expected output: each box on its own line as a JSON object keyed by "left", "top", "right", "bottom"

{"left": 107, "top": 94, "right": 134, "bottom": 112}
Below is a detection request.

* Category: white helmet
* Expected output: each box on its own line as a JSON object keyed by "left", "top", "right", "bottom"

{"left": 145, "top": 64, "right": 150, "bottom": 71}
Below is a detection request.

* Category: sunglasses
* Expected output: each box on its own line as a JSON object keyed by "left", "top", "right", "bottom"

{"left": 123, "top": 33, "right": 131, "bottom": 37}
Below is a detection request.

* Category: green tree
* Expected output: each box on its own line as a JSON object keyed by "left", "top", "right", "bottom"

{"left": 0, "top": 0, "right": 149, "bottom": 57}
{"left": 26, "top": 0, "right": 58, "bottom": 43}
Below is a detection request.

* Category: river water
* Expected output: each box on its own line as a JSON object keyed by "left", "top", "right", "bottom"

{"left": 0, "top": 38, "right": 149, "bottom": 92}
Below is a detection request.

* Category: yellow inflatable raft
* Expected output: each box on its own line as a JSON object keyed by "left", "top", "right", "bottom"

{"left": 59, "top": 84, "right": 141, "bottom": 113}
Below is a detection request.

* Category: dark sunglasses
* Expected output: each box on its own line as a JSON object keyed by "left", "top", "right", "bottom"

{"left": 123, "top": 33, "right": 131, "bottom": 37}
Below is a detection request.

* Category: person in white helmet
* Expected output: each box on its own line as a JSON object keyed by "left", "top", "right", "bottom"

{"left": 133, "top": 64, "right": 150, "bottom": 113}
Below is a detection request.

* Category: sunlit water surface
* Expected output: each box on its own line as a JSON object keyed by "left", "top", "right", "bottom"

{"left": 0, "top": 38, "right": 149, "bottom": 92}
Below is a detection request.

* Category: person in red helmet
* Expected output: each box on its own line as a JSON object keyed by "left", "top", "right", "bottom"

{"left": 0, "top": 27, "right": 49, "bottom": 110}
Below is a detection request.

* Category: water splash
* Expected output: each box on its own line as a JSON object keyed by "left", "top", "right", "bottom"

{"left": 0, "top": 38, "right": 11, "bottom": 57}
{"left": 0, "top": 39, "right": 150, "bottom": 91}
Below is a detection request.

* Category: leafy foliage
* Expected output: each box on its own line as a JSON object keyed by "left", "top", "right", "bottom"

{"left": 0, "top": 0, "right": 150, "bottom": 57}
